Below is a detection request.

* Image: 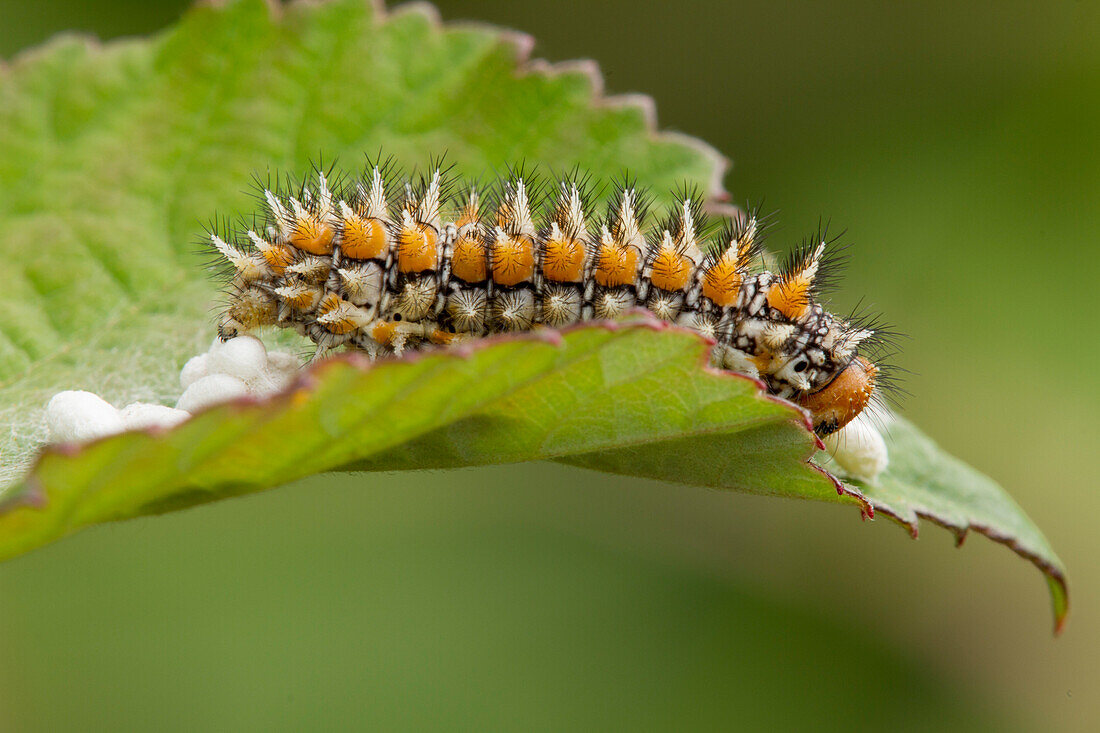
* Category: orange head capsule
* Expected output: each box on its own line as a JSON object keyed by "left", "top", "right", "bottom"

{"left": 798, "top": 356, "right": 877, "bottom": 436}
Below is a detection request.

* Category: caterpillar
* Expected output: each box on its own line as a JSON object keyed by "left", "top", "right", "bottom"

{"left": 208, "top": 159, "right": 893, "bottom": 437}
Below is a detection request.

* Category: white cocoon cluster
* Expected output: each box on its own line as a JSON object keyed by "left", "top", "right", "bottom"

{"left": 206, "top": 335, "right": 269, "bottom": 381}
{"left": 179, "top": 354, "right": 210, "bottom": 390}
{"left": 45, "top": 335, "right": 302, "bottom": 445}
{"left": 174, "top": 374, "right": 250, "bottom": 413}
{"left": 119, "top": 403, "right": 192, "bottom": 431}
{"left": 175, "top": 336, "right": 300, "bottom": 410}
{"left": 823, "top": 412, "right": 889, "bottom": 483}
{"left": 46, "top": 391, "right": 127, "bottom": 443}
{"left": 46, "top": 392, "right": 189, "bottom": 444}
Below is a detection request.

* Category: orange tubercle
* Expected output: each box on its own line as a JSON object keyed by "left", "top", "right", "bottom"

{"left": 594, "top": 244, "right": 639, "bottom": 288}
{"left": 396, "top": 223, "right": 439, "bottom": 273}
{"left": 451, "top": 236, "right": 489, "bottom": 283}
{"left": 701, "top": 255, "right": 741, "bottom": 306}
{"left": 318, "top": 293, "right": 358, "bottom": 334}
{"left": 767, "top": 275, "right": 812, "bottom": 320}
{"left": 281, "top": 286, "right": 320, "bottom": 311}
{"left": 261, "top": 243, "right": 295, "bottom": 275}
{"left": 798, "top": 356, "right": 877, "bottom": 435}
{"left": 290, "top": 217, "right": 334, "bottom": 255}
{"left": 456, "top": 200, "right": 480, "bottom": 229}
{"left": 542, "top": 236, "right": 586, "bottom": 283}
{"left": 649, "top": 247, "right": 692, "bottom": 292}
{"left": 491, "top": 234, "right": 536, "bottom": 287}
{"left": 342, "top": 214, "right": 389, "bottom": 260}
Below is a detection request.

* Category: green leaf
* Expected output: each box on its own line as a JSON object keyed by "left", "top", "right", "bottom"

{"left": 817, "top": 418, "right": 1069, "bottom": 632}
{"left": 0, "top": 320, "right": 847, "bottom": 549}
{"left": 0, "top": 0, "right": 1066, "bottom": 631}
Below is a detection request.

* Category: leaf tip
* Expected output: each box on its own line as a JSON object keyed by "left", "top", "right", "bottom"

{"left": 1045, "top": 567, "right": 1069, "bottom": 636}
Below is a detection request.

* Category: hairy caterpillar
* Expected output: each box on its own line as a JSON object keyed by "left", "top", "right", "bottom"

{"left": 208, "top": 158, "right": 894, "bottom": 436}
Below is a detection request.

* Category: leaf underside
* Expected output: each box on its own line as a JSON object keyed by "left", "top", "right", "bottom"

{"left": 0, "top": 0, "right": 1065, "bottom": 631}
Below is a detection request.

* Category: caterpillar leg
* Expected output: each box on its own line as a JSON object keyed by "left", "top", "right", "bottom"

{"left": 307, "top": 343, "right": 333, "bottom": 364}
{"left": 710, "top": 343, "right": 760, "bottom": 379}
{"left": 428, "top": 328, "right": 475, "bottom": 347}
{"left": 365, "top": 319, "right": 443, "bottom": 356}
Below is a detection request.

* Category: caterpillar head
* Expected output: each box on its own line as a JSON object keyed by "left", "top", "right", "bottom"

{"left": 797, "top": 356, "right": 877, "bottom": 436}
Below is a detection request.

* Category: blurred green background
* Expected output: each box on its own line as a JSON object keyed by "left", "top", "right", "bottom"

{"left": 0, "top": 0, "right": 1096, "bottom": 730}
